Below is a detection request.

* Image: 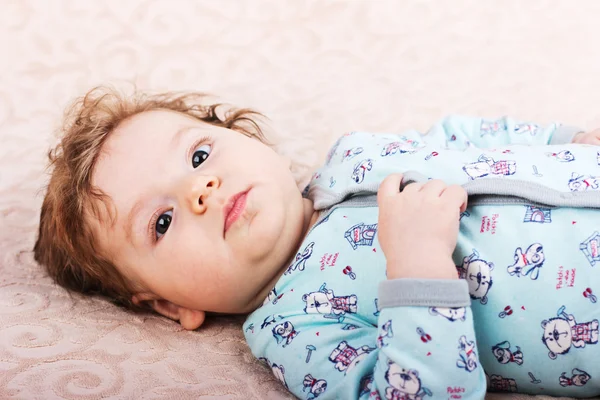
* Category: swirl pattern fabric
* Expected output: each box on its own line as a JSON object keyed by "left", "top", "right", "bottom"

{"left": 1, "top": 1, "right": 598, "bottom": 398}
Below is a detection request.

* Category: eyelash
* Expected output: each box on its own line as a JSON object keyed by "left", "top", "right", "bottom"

{"left": 187, "top": 135, "right": 211, "bottom": 166}
{"left": 146, "top": 135, "right": 212, "bottom": 244}
{"left": 148, "top": 210, "right": 166, "bottom": 244}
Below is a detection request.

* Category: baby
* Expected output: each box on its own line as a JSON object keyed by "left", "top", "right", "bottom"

{"left": 34, "top": 86, "right": 600, "bottom": 399}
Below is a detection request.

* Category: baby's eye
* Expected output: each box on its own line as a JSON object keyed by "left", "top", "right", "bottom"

{"left": 192, "top": 144, "right": 212, "bottom": 168}
{"left": 155, "top": 210, "right": 173, "bottom": 240}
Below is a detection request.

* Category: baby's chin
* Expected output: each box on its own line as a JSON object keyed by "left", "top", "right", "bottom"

{"left": 217, "top": 294, "right": 265, "bottom": 315}
{"left": 234, "top": 212, "right": 294, "bottom": 264}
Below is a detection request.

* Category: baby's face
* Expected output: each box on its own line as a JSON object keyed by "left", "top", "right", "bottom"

{"left": 91, "top": 109, "right": 309, "bottom": 319}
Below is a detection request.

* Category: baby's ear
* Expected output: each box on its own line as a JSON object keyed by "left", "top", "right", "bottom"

{"left": 132, "top": 295, "right": 206, "bottom": 331}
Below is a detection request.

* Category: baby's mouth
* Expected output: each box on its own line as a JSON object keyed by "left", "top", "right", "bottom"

{"left": 223, "top": 189, "right": 250, "bottom": 234}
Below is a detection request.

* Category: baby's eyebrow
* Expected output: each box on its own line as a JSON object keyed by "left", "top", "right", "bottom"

{"left": 170, "top": 126, "right": 196, "bottom": 150}
{"left": 125, "top": 198, "right": 147, "bottom": 246}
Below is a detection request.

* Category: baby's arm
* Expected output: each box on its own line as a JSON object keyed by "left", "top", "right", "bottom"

{"left": 246, "top": 287, "right": 485, "bottom": 399}
{"left": 375, "top": 173, "right": 485, "bottom": 396}
{"left": 421, "top": 115, "right": 583, "bottom": 149}
{"left": 375, "top": 286, "right": 486, "bottom": 399}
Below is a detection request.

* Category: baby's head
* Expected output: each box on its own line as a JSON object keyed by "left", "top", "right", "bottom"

{"left": 34, "top": 87, "right": 313, "bottom": 329}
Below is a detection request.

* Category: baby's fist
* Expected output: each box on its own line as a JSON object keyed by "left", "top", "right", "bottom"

{"left": 377, "top": 174, "right": 467, "bottom": 280}
{"left": 572, "top": 129, "right": 600, "bottom": 146}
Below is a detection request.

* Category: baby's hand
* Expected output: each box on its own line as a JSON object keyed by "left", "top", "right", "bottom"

{"left": 377, "top": 174, "right": 467, "bottom": 280}
{"left": 572, "top": 129, "right": 600, "bottom": 145}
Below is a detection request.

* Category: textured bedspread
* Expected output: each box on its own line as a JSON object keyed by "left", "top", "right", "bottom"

{"left": 1, "top": 0, "right": 599, "bottom": 398}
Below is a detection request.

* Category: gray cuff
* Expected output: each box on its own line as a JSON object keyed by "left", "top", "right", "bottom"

{"left": 550, "top": 125, "right": 584, "bottom": 145}
{"left": 378, "top": 278, "right": 470, "bottom": 308}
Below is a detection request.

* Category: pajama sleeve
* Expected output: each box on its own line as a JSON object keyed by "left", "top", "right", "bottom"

{"left": 421, "top": 115, "right": 582, "bottom": 149}
{"left": 244, "top": 279, "right": 486, "bottom": 399}
{"left": 374, "top": 279, "right": 486, "bottom": 400}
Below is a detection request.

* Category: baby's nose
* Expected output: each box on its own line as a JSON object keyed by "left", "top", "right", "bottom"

{"left": 186, "top": 175, "right": 220, "bottom": 213}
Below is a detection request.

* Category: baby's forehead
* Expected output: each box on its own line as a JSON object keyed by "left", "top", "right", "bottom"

{"left": 107, "top": 109, "right": 194, "bottom": 144}
{"left": 93, "top": 111, "right": 195, "bottom": 191}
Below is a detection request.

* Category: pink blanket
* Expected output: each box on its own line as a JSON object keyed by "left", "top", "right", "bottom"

{"left": 2, "top": 0, "right": 598, "bottom": 398}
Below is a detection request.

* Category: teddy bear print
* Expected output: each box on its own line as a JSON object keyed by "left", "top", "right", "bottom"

{"left": 463, "top": 154, "right": 516, "bottom": 180}
{"left": 302, "top": 283, "right": 358, "bottom": 322}
{"left": 541, "top": 305, "right": 599, "bottom": 359}
{"left": 384, "top": 359, "right": 432, "bottom": 400}
{"left": 328, "top": 340, "right": 375, "bottom": 374}
{"left": 456, "top": 249, "right": 494, "bottom": 304}
{"left": 507, "top": 243, "right": 545, "bottom": 280}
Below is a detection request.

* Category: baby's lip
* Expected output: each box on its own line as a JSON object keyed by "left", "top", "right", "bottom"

{"left": 223, "top": 188, "right": 250, "bottom": 234}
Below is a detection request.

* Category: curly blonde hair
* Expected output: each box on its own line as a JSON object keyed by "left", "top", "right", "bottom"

{"left": 34, "top": 86, "right": 266, "bottom": 312}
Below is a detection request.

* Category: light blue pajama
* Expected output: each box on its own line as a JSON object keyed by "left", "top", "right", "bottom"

{"left": 243, "top": 116, "right": 600, "bottom": 399}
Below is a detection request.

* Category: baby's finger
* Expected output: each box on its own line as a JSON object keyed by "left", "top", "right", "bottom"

{"left": 378, "top": 173, "right": 404, "bottom": 199}
{"left": 442, "top": 184, "right": 468, "bottom": 213}
{"left": 574, "top": 131, "right": 600, "bottom": 146}
{"left": 587, "top": 135, "right": 600, "bottom": 146}
{"left": 401, "top": 180, "right": 424, "bottom": 194}
{"left": 421, "top": 179, "right": 448, "bottom": 197}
